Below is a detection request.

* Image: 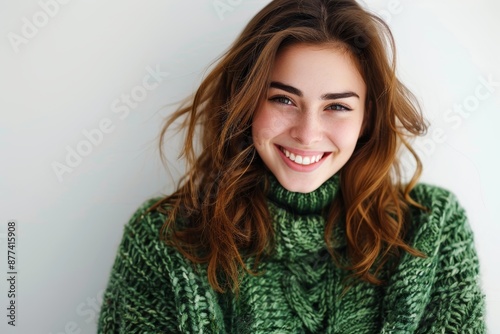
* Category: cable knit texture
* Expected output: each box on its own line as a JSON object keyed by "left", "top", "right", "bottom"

{"left": 98, "top": 175, "right": 485, "bottom": 333}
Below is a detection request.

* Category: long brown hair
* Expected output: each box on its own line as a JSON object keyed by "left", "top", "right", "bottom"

{"left": 150, "top": 0, "right": 427, "bottom": 293}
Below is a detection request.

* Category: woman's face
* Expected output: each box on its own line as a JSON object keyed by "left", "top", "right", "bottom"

{"left": 252, "top": 43, "right": 366, "bottom": 193}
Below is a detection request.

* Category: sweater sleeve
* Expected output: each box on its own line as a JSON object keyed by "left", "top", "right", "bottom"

{"left": 415, "top": 187, "right": 486, "bottom": 333}
{"left": 97, "top": 199, "right": 180, "bottom": 333}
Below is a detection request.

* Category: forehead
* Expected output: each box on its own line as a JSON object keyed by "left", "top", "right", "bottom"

{"left": 270, "top": 43, "right": 366, "bottom": 97}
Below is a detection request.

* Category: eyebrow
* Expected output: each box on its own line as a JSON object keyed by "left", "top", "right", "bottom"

{"left": 269, "top": 81, "right": 360, "bottom": 100}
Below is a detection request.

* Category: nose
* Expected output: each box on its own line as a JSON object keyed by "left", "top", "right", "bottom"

{"left": 289, "top": 111, "right": 323, "bottom": 146}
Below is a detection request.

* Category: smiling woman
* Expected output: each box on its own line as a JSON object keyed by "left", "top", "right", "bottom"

{"left": 98, "top": 0, "right": 486, "bottom": 333}
{"left": 253, "top": 43, "right": 366, "bottom": 192}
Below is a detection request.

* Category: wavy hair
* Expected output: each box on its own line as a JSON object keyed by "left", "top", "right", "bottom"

{"left": 150, "top": 0, "right": 427, "bottom": 293}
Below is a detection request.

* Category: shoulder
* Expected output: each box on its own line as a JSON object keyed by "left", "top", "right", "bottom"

{"left": 122, "top": 197, "right": 168, "bottom": 241}
{"left": 383, "top": 183, "right": 485, "bottom": 331}
{"left": 407, "top": 183, "right": 472, "bottom": 255}
{"left": 409, "top": 182, "right": 467, "bottom": 224}
{"left": 118, "top": 197, "right": 189, "bottom": 268}
{"left": 409, "top": 182, "right": 462, "bottom": 213}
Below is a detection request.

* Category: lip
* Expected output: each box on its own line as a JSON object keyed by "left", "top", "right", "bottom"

{"left": 279, "top": 145, "right": 325, "bottom": 157}
{"left": 275, "top": 144, "right": 331, "bottom": 172}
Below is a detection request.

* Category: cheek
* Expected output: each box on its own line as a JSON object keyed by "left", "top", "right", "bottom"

{"left": 251, "top": 114, "right": 268, "bottom": 147}
{"left": 252, "top": 109, "right": 286, "bottom": 145}
{"left": 326, "top": 120, "right": 364, "bottom": 148}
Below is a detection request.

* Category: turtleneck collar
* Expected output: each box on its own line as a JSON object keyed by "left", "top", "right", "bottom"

{"left": 264, "top": 173, "right": 345, "bottom": 260}
{"left": 266, "top": 173, "right": 340, "bottom": 215}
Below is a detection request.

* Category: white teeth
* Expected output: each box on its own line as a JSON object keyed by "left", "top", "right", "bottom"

{"left": 280, "top": 147, "right": 325, "bottom": 165}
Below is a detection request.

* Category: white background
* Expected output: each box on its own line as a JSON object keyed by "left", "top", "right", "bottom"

{"left": 0, "top": 0, "right": 499, "bottom": 333}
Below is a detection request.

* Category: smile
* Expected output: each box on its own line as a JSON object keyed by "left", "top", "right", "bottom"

{"left": 278, "top": 145, "right": 328, "bottom": 166}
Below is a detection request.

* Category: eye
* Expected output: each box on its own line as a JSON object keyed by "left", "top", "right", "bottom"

{"left": 326, "top": 103, "right": 352, "bottom": 112}
{"left": 270, "top": 95, "right": 294, "bottom": 106}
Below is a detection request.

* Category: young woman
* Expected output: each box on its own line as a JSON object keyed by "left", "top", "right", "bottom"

{"left": 98, "top": 0, "right": 485, "bottom": 332}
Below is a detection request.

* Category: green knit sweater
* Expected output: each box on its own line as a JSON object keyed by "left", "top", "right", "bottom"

{"left": 98, "top": 175, "right": 485, "bottom": 333}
